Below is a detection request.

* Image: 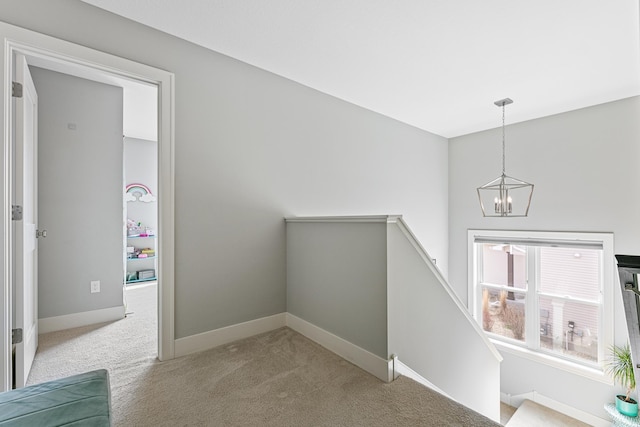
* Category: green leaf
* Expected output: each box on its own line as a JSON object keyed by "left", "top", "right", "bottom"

{"left": 605, "top": 344, "right": 636, "bottom": 400}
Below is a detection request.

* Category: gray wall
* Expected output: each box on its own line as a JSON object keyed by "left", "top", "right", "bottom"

{"left": 30, "top": 66, "right": 124, "bottom": 318}
{"left": 0, "top": 0, "right": 449, "bottom": 339}
{"left": 286, "top": 220, "right": 388, "bottom": 358}
{"left": 124, "top": 137, "right": 157, "bottom": 231}
{"left": 449, "top": 96, "right": 640, "bottom": 419}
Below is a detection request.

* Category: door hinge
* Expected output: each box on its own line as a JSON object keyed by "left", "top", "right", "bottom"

{"left": 12, "top": 328, "right": 23, "bottom": 344}
{"left": 11, "top": 205, "right": 22, "bottom": 221}
{"left": 12, "top": 82, "right": 23, "bottom": 98}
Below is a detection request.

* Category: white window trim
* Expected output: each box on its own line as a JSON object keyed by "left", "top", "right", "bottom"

{"left": 467, "top": 229, "right": 614, "bottom": 382}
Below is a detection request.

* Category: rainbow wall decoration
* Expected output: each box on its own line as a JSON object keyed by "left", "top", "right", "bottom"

{"left": 125, "top": 183, "right": 156, "bottom": 202}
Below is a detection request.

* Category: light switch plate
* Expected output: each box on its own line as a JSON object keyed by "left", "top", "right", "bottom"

{"left": 90, "top": 280, "right": 100, "bottom": 293}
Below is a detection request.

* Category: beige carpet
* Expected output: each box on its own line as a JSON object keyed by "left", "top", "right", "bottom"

{"left": 505, "top": 400, "right": 590, "bottom": 427}
{"left": 500, "top": 402, "right": 517, "bottom": 425}
{"left": 27, "top": 284, "right": 500, "bottom": 426}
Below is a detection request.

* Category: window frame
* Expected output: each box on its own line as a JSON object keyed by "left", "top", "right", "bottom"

{"left": 468, "top": 230, "right": 614, "bottom": 382}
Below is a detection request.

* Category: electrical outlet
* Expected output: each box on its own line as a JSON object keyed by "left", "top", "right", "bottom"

{"left": 90, "top": 280, "right": 100, "bottom": 293}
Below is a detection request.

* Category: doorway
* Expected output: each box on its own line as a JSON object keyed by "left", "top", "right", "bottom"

{"left": 1, "top": 22, "right": 176, "bottom": 391}
{"left": 27, "top": 64, "right": 159, "bottom": 369}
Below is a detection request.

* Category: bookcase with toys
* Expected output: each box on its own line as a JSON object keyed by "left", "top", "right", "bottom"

{"left": 125, "top": 183, "right": 157, "bottom": 285}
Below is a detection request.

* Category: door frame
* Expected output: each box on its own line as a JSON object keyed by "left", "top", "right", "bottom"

{"left": 1, "top": 21, "right": 176, "bottom": 391}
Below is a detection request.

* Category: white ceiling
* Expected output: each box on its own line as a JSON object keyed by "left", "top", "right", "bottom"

{"left": 81, "top": 0, "right": 640, "bottom": 138}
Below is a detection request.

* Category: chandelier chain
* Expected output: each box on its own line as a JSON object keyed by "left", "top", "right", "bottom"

{"left": 502, "top": 103, "right": 506, "bottom": 175}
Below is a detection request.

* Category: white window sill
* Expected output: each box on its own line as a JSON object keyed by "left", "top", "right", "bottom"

{"left": 491, "top": 338, "right": 612, "bottom": 385}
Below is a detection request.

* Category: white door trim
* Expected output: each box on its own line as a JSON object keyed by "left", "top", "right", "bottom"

{"left": 0, "top": 21, "right": 176, "bottom": 391}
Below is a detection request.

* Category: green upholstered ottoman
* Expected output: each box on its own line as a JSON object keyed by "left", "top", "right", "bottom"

{"left": 0, "top": 369, "right": 111, "bottom": 426}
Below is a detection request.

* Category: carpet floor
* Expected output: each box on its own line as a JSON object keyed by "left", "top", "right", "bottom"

{"left": 27, "top": 284, "right": 499, "bottom": 426}
{"left": 505, "top": 400, "right": 590, "bottom": 427}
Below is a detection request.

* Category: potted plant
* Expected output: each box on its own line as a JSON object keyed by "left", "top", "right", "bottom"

{"left": 606, "top": 344, "right": 638, "bottom": 417}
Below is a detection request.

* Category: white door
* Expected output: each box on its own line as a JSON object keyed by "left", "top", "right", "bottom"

{"left": 13, "top": 53, "right": 38, "bottom": 388}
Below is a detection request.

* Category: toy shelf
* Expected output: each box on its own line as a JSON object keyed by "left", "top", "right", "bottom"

{"left": 125, "top": 276, "right": 157, "bottom": 284}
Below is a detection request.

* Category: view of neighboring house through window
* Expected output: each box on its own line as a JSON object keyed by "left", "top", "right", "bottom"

{"left": 469, "top": 230, "right": 614, "bottom": 372}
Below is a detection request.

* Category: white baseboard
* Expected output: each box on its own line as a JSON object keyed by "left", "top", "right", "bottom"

{"left": 39, "top": 305, "right": 125, "bottom": 334}
{"left": 174, "top": 313, "right": 287, "bottom": 358}
{"left": 285, "top": 313, "right": 393, "bottom": 382}
{"left": 500, "top": 391, "right": 609, "bottom": 427}
{"left": 172, "top": 312, "right": 393, "bottom": 383}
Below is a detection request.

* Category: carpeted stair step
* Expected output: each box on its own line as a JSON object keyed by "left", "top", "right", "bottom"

{"left": 505, "top": 399, "right": 590, "bottom": 427}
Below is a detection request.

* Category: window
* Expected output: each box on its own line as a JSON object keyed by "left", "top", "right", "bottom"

{"left": 468, "top": 230, "right": 614, "bottom": 373}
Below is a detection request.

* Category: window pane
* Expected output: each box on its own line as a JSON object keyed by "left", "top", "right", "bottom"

{"left": 539, "top": 247, "right": 600, "bottom": 302}
{"left": 539, "top": 296, "right": 598, "bottom": 363}
{"left": 482, "top": 286, "right": 526, "bottom": 342}
{"left": 482, "top": 244, "right": 527, "bottom": 290}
